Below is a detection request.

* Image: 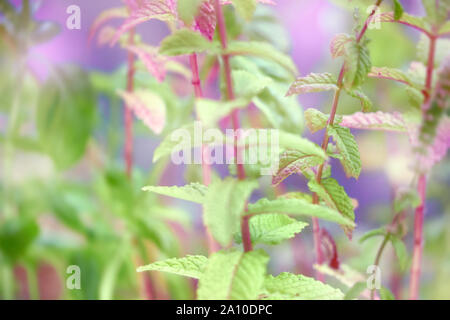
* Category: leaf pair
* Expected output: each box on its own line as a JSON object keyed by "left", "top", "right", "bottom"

{"left": 138, "top": 248, "right": 344, "bottom": 300}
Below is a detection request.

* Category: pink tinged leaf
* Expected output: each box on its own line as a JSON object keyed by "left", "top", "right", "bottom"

{"left": 330, "top": 33, "right": 353, "bottom": 59}
{"left": 118, "top": 89, "right": 167, "bottom": 134}
{"left": 372, "top": 12, "right": 432, "bottom": 36}
{"left": 368, "top": 67, "right": 412, "bottom": 86}
{"left": 111, "top": 0, "right": 178, "bottom": 46}
{"left": 320, "top": 228, "right": 340, "bottom": 270}
{"left": 414, "top": 118, "right": 450, "bottom": 172}
{"left": 286, "top": 73, "right": 338, "bottom": 96}
{"left": 123, "top": 0, "right": 140, "bottom": 11}
{"left": 88, "top": 7, "right": 129, "bottom": 43}
{"left": 97, "top": 26, "right": 118, "bottom": 47}
{"left": 272, "top": 150, "right": 323, "bottom": 186}
{"left": 194, "top": 1, "right": 217, "bottom": 41}
{"left": 340, "top": 111, "right": 408, "bottom": 132}
{"left": 125, "top": 44, "right": 167, "bottom": 82}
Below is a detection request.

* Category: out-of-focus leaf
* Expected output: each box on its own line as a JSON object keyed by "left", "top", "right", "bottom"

{"left": 231, "top": 0, "right": 257, "bottom": 20}
{"left": 177, "top": 0, "right": 203, "bottom": 25}
{"left": 344, "top": 281, "right": 367, "bottom": 300}
{"left": 390, "top": 235, "right": 408, "bottom": 271}
{"left": 380, "top": 286, "right": 396, "bottom": 300}
{"left": 394, "top": 188, "right": 421, "bottom": 213}
{"left": 37, "top": 66, "right": 97, "bottom": 169}
{"left": 359, "top": 228, "right": 386, "bottom": 243}
{"left": 160, "top": 29, "right": 218, "bottom": 56}
{"left": 226, "top": 41, "right": 298, "bottom": 76}
{"left": 392, "top": 0, "right": 404, "bottom": 20}
{"left": 0, "top": 218, "right": 39, "bottom": 261}
{"left": 31, "top": 21, "right": 60, "bottom": 45}
{"left": 117, "top": 89, "right": 166, "bottom": 134}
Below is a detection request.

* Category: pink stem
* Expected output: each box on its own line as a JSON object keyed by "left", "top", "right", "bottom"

{"left": 213, "top": 0, "right": 246, "bottom": 181}
{"left": 189, "top": 53, "right": 221, "bottom": 254}
{"left": 124, "top": 28, "right": 136, "bottom": 178}
{"left": 409, "top": 174, "right": 426, "bottom": 300}
{"left": 409, "top": 30, "right": 437, "bottom": 300}
{"left": 424, "top": 35, "right": 437, "bottom": 105}
{"left": 214, "top": 0, "right": 251, "bottom": 252}
{"left": 311, "top": 0, "right": 383, "bottom": 281}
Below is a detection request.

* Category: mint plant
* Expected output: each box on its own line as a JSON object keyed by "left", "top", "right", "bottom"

{"left": 1, "top": 0, "right": 448, "bottom": 301}
{"left": 134, "top": 0, "right": 449, "bottom": 300}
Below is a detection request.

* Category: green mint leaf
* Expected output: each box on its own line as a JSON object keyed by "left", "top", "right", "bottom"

{"left": 231, "top": 0, "right": 257, "bottom": 21}
{"left": 380, "top": 286, "right": 396, "bottom": 300}
{"left": 261, "top": 272, "right": 344, "bottom": 300}
{"left": 344, "top": 87, "right": 373, "bottom": 112}
{"left": 142, "top": 183, "right": 208, "bottom": 204}
{"left": 152, "top": 123, "right": 225, "bottom": 163}
{"left": 278, "top": 130, "right": 328, "bottom": 159}
{"left": 247, "top": 198, "right": 356, "bottom": 227}
{"left": 327, "top": 125, "right": 362, "bottom": 179}
{"left": 204, "top": 178, "right": 258, "bottom": 246}
{"left": 226, "top": 41, "right": 298, "bottom": 76}
{"left": 37, "top": 66, "right": 97, "bottom": 170}
{"left": 378, "top": 12, "right": 431, "bottom": 35}
{"left": 344, "top": 281, "right": 367, "bottom": 300}
{"left": 137, "top": 255, "right": 208, "bottom": 279}
{"left": 390, "top": 235, "right": 408, "bottom": 271}
{"left": 304, "top": 108, "right": 333, "bottom": 133}
{"left": 253, "top": 83, "right": 304, "bottom": 135}
{"left": 177, "top": 0, "right": 204, "bottom": 25}
{"left": 394, "top": 188, "right": 421, "bottom": 213}
{"left": 197, "top": 249, "right": 269, "bottom": 300}
{"left": 343, "top": 38, "right": 371, "bottom": 90}
{"left": 235, "top": 214, "right": 308, "bottom": 245}
{"left": 421, "top": 0, "right": 450, "bottom": 26}
{"left": 196, "top": 98, "right": 250, "bottom": 127}
{"left": 308, "top": 178, "right": 356, "bottom": 238}
{"left": 159, "top": 29, "right": 218, "bottom": 56}
{"left": 393, "top": 0, "right": 404, "bottom": 20}
{"left": 359, "top": 227, "right": 387, "bottom": 243}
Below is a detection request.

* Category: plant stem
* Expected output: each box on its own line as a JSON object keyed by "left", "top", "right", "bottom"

{"left": 124, "top": 28, "right": 136, "bottom": 178}
{"left": 424, "top": 35, "right": 437, "bottom": 103}
{"left": 214, "top": 0, "right": 252, "bottom": 252}
{"left": 409, "top": 30, "right": 437, "bottom": 300}
{"left": 409, "top": 174, "right": 427, "bottom": 300}
{"left": 124, "top": 27, "right": 157, "bottom": 300}
{"left": 311, "top": 0, "right": 383, "bottom": 281}
{"left": 189, "top": 53, "right": 221, "bottom": 253}
{"left": 370, "top": 235, "right": 390, "bottom": 300}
